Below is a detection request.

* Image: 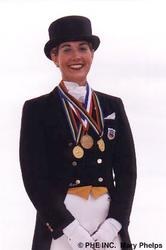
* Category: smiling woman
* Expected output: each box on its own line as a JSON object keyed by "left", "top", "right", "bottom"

{"left": 50, "top": 41, "right": 94, "bottom": 86}
{"left": 19, "top": 15, "right": 136, "bottom": 250}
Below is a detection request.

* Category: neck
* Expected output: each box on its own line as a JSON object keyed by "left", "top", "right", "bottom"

{"left": 62, "top": 79, "right": 87, "bottom": 86}
{"left": 77, "top": 82, "right": 87, "bottom": 86}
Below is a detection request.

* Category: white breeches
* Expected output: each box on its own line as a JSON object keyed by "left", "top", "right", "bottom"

{"left": 50, "top": 193, "right": 121, "bottom": 250}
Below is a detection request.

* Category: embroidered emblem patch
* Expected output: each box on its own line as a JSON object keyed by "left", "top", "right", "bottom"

{"left": 107, "top": 128, "right": 116, "bottom": 140}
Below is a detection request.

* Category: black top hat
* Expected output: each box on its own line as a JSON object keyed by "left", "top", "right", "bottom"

{"left": 44, "top": 15, "right": 100, "bottom": 59}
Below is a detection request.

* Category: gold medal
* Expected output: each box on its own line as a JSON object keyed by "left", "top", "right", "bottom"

{"left": 80, "top": 134, "right": 94, "bottom": 149}
{"left": 97, "top": 138, "right": 105, "bottom": 152}
{"left": 73, "top": 145, "right": 84, "bottom": 159}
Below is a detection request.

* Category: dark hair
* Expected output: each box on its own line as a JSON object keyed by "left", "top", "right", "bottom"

{"left": 50, "top": 46, "right": 59, "bottom": 55}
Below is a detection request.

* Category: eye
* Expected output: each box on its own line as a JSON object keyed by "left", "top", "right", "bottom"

{"left": 63, "top": 47, "right": 72, "bottom": 53}
{"left": 79, "top": 46, "right": 89, "bottom": 51}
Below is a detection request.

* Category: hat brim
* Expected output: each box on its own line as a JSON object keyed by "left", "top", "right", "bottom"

{"left": 44, "top": 35, "right": 100, "bottom": 59}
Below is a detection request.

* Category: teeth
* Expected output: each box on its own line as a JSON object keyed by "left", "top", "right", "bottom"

{"left": 69, "top": 64, "right": 83, "bottom": 69}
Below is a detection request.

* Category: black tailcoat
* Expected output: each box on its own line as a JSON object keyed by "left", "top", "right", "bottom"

{"left": 19, "top": 87, "right": 137, "bottom": 250}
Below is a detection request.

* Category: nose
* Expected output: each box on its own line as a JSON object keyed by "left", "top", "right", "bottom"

{"left": 71, "top": 49, "right": 81, "bottom": 61}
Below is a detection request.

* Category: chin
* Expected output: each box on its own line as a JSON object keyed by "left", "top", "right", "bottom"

{"left": 69, "top": 77, "right": 87, "bottom": 84}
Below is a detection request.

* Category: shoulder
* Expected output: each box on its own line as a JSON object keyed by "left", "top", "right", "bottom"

{"left": 24, "top": 93, "right": 50, "bottom": 108}
{"left": 21, "top": 87, "right": 62, "bottom": 122}
{"left": 21, "top": 94, "right": 50, "bottom": 122}
{"left": 93, "top": 90, "right": 127, "bottom": 118}
{"left": 22, "top": 87, "right": 59, "bottom": 111}
{"left": 94, "top": 90, "right": 123, "bottom": 106}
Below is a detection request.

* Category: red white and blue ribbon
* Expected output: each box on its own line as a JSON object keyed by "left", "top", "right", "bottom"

{"left": 58, "top": 81, "right": 104, "bottom": 143}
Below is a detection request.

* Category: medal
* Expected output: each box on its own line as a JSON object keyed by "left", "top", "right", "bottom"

{"left": 97, "top": 138, "right": 105, "bottom": 152}
{"left": 73, "top": 145, "right": 84, "bottom": 159}
{"left": 80, "top": 134, "right": 94, "bottom": 149}
{"left": 58, "top": 84, "right": 104, "bottom": 139}
{"left": 58, "top": 83, "right": 105, "bottom": 156}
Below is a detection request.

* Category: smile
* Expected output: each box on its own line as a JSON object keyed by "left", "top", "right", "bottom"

{"left": 69, "top": 64, "right": 84, "bottom": 70}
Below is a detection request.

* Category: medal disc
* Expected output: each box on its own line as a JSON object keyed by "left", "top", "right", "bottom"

{"left": 73, "top": 145, "right": 84, "bottom": 159}
{"left": 97, "top": 138, "right": 105, "bottom": 152}
{"left": 80, "top": 134, "right": 94, "bottom": 149}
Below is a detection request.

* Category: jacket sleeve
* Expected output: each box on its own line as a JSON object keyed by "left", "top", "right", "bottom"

{"left": 107, "top": 98, "right": 137, "bottom": 228}
{"left": 19, "top": 100, "right": 74, "bottom": 237}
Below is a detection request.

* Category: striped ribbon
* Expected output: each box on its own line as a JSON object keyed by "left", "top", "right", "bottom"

{"left": 58, "top": 82, "right": 104, "bottom": 143}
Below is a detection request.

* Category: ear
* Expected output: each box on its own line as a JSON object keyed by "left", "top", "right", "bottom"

{"left": 50, "top": 53, "right": 59, "bottom": 67}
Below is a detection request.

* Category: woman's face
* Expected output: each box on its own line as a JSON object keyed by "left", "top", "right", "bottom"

{"left": 51, "top": 41, "right": 94, "bottom": 86}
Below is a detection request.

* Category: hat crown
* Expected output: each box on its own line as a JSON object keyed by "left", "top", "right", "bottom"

{"left": 48, "top": 16, "right": 92, "bottom": 41}
{"left": 44, "top": 15, "right": 100, "bottom": 59}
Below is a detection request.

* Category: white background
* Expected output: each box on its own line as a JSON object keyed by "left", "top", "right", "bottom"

{"left": 0, "top": 0, "right": 166, "bottom": 249}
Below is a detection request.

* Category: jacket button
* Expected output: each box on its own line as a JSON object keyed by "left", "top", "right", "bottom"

{"left": 98, "top": 177, "right": 103, "bottom": 182}
{"left": 72, "top": 161, "right": 77, "bottom": 166}
{"left": 68, "top": 142, "right": 73, "bottom": 147}
{"left": 97, "top": 158, "right": 102, "bottom": 164}
{"left": 75, "top": 179, "right": 81, "bottom": 185}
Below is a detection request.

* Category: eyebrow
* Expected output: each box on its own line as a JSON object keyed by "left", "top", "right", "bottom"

{"left": 59, "top": 42, "right": 89, "bottom": 49}
{"left": 59, "top": 44, "right": 70, "bottom": 49}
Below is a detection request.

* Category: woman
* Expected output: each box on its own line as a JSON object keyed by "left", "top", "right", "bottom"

{"left": 20, "top": 15, "right": 137, "bottom": 250}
